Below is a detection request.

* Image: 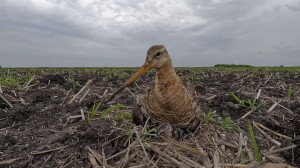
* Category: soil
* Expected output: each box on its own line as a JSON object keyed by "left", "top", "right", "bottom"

{"left": 0, "top": 69, "right": 299, "bottom": 167}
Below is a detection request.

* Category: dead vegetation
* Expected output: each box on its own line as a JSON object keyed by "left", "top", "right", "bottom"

{"left": 0, "top": 68, "right": 299, "bottom": 167}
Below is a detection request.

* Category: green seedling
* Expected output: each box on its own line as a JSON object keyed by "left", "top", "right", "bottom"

{"left": 288, "top": 84, "right": 292, "bottom": 100}
{"left": 104, "top": 70, "right": 125, "bottom": 80}
{"left": 231, "top": 93, "right": 262, "bottom": 110}
{"left": 142, "top": 127, "right": 158, "bottom": 141}
{"left": 99, "top": 104, "right": 126, "bottom": 119}
{"left": 88, "top": 100, "right": 103, "bottom": 124}
{"left": 240, "top": 151, "right": 244, "bottom": 164}
{"left": 248, "top": 120, "right": 262, "bottom": 162}
{"left": 72, "top": 78, "right": 76, "bottom": 90}
{"left": 88, "top": 101, "right": 127, "bottom": 124}
{"left": 187, "top": 75, "right": 195, "bottom": 83}
{"left": 146, "top": 127, "right": 158, "bottom": 135}
{"left": 205, "top": 109, "right": 212, "bottom": 127}
{"left": 221, "top": 117, "right": 240, "bottom": 131}
{"left": 112, "top": 112, "right": 132, "bottom": 120}
{"left": 0, "top": 75, "right": 20, "bottom": 87}
{"left": 127, "top": 130, "right": 134, "bottom": 141}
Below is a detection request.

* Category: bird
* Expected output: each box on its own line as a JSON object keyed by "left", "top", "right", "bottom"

{"left": 105, "top": 45, "right": 201, "bottom": 135}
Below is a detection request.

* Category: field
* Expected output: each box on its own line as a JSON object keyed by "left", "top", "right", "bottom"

{"left": 0, "top": 67, "right": 299, "bottom": 168}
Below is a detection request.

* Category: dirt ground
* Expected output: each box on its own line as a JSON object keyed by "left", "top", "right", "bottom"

{"left": 0, "top": 68, "right": 299, "bottom": 167}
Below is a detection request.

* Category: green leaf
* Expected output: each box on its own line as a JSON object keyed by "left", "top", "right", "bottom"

{"left": 99, "top": 104, "right": 125, "bottom": 119}
{"left": 248, "top": 120, "right": 262, "bottom": 162}
{"left": 205, "top": 109, "right": 212, "bottom": 127}
{"left": 231, "top": 92, "right": 241, "bottom": 102}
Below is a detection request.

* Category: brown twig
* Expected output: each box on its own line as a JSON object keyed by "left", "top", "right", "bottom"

{"left": 234, "top": 132, "right": 243, "bottom": 163}
{"left": 263, "top": 145, "right": 297, "bottom": 156}
{"left": 265, "top": 74, "right": 273, "bottom": 84}
{"left": 68, "top": 80, "right": 92, "bottom": 104}
{"left": 256, "top": 89, "right": 261, "bottom": 99}
{"left": 256, "top": 122, "right": 292, "bottom": 140}
{"left": 212, "top": 151, "right": 220, "bottom": 168}
{"left": 134, "top": 82, "right": 141, "bottom": 90}
{"left": 31, "top": 145, "right": 68, "bottom": 155}
{"left": 267, "top": 102, "right": 278, "bottom": 113}
{"left": 0, "top": 158, "right": 21, "bottom": 165}
{"left": 170, "top": 147, "right": 203, "bottom": 167}
{"left": 63, "top": 115, "right": 82, "bottom": 127}
{"left": 88, "top": 152, "right": 101, "bottom": 168}
{"left": 126, "top": 87, "right": 135, "bottom": 97}
{"left": 61, "top": 88, "right": 72, "bottom": 105}
{"left": 133, "top": 127, "right": 149, "bottom": 160}
{"left": 144, "top": 142, "right": 184, "bottom": 167}
{"left": 240, "top": 110, "right": 254, "bottom": 119}
{"left": 253, "top": 121, "right": 281, "bottom": 146}
{"left": 102, "top": 147, "right": 108, "bottom": 167}
{"left": 42, "top": 154, "right": 52, "bottom": 166}
{"left": 163, "top": 137, "right": 207, "bottom": 157}
{"left": 24, "top": 75, "right": 36, "bottom": 88}
{"left": 277, "top": 103, "right": 293, "bottom": 114}
{"left": 212, "top": 137, "right": 226, "bottom": 158}
{"left": 0, "top": 93, "right": 13, "bottom": 108}
{"left": 107, "top": 139, "right": 138, "bottom": 161}
{"left": 86, "top": 146, "right": 105, "bottom": 166}
{"left": 81, "top": 109, "right": 85, "bottom": 120}
{"left": 79, "top": 88, "right": 90, "bottom": 103}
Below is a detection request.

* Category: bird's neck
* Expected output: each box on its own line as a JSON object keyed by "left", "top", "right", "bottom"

{"left": 155, "top": 63, "right": 178, "bottom": 85}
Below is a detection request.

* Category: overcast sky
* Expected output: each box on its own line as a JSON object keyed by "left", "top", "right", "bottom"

{"left": 1, "top": 0, "right": 300, "bottom": 67}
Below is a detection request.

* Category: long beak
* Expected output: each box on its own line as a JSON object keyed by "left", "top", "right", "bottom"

{"left": 104, "top": 62, "right": 151, "bottom": 103}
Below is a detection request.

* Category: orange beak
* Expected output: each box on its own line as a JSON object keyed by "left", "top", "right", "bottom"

{"left": 104, "top": 62, "right": 151, "bottom": 103}
{"left": 125, "top": 62, "right": 151, "bottom": 86}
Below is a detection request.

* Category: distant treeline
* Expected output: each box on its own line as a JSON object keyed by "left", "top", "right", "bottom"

{"left": 214, "top": 64, "right": 254, "bottom": 68}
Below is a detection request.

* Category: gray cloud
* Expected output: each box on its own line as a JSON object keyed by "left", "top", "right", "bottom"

{"left": 0, "top": 0, "right": 300, "bottom": 67}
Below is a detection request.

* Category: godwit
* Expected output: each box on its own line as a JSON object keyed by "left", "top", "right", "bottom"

{"left": 106, "top": 45, "right": 201, "bottom": 135}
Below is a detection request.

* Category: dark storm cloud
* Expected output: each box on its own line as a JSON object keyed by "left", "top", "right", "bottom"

{"left": 0, "top": 0, "right": 300, "bottom": 67}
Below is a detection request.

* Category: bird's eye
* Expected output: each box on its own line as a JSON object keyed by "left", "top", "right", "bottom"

{"left": 155, "top": 52, "right": 161, "bottom": 56}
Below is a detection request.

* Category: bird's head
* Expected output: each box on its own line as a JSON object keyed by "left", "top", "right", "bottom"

{"left": 125, "top": 45, "right": 172, "bottom": 86}
{"left": 103, "top": 45, "right": 172, "bottom": 103}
